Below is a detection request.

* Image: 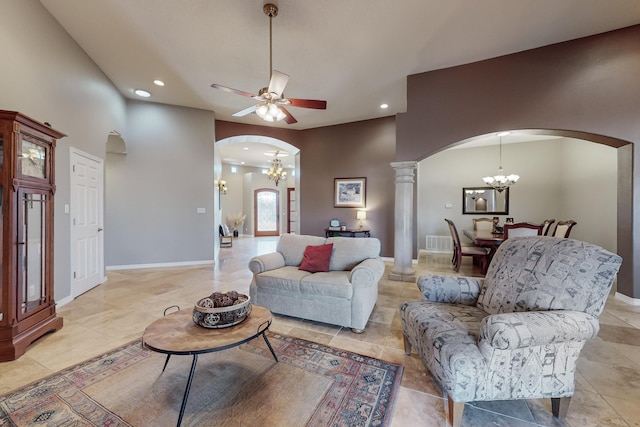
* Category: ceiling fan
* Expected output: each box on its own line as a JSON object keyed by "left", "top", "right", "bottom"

{"left": 211, "top": 3, "right": 327, "bottom": 125}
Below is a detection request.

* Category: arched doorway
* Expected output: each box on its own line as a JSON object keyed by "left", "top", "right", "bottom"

{"left": 215, "top": 135, "right": 300, "bottom": 238}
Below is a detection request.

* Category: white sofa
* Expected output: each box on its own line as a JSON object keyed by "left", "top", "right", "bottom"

{"left": 249, "top": 234, "right": 385, "bottom": 332}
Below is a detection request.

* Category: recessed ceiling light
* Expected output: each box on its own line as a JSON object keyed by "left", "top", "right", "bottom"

{"left": 380, "top": 103, "right": 389, "bottom": 109}
{"left": 240, "top": 161, "right": 245, "bottom": 164}
{"left": 153, "top": 80, "right": 165, "bottom": 86}
{"left": 243, "top": 147, "right": 249, "bottom": 150}
{"left": 134, "top": 89, "right": 151, "bottom": 98}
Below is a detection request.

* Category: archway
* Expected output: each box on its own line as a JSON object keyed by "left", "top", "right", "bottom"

{"left": 215, "top": 135, "right": 300, "bottom": 238}
{"left": 392, "top": 128, "right": 632, "bottom": 299}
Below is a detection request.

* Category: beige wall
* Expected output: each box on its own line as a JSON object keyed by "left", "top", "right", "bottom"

{"left": 418, "top": 138, "right": 617, "bottom": 252}
{"left": 219, "top": 163, "right": 295, "bottom": 236}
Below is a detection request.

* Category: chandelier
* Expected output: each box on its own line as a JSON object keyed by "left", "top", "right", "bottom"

{"left": 482, "top": 132, "right": 519, "bottom": 192}
{"left": 267, "top": 151, "right": 287, "bottom": 186}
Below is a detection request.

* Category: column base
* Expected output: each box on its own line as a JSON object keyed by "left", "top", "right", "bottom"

{"left": 389, "top": 269, "right": 416, "bottom": 282}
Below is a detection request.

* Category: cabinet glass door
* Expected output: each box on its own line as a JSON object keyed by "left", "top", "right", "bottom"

{"left": 17, "top": 189, "right": 48, "bottom": 317}
{"left": 0, "top": 185, "right": 3, "bottom": 322}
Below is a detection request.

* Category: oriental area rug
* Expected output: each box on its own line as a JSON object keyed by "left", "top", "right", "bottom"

{"left": 0, "top": 333, "right": 403, "bottom": 427}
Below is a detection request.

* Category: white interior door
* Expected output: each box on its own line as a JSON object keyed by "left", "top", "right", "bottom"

{"left": 70, "top": 148, "right": 104, "bottom": 297}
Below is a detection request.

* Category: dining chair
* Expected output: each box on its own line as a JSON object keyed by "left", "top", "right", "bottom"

{"left": 503, "top": 222, "right": 544, "bottom": 239}
{"left": 445, "top": 219, "right": 489, "bottom": 272}
{"left": 219, "top": 224, "right": 233, "bottom": 247}
{"left": 553, "top": 220, "right": 577, "bottom": 238}
{"left": 473, "top": 217, "right": 494, "bottom": 232}
{"left": 541, "top": 218, "right": 556, "bottom": 236}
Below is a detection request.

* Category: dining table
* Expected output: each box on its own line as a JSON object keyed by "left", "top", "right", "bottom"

{"left": 462, "top": 229, "right": 505, "bottom": 272}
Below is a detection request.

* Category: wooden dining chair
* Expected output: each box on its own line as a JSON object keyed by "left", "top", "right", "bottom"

{"left": 503, "top": 222, "right": 544, "bottom": 239}
{"left": 553, "top": 220, "right": 577, "bottom": 238}
{"left": 541, "top": 219, "right": 556, "bottom": 236}
{"left": 445, "top": 219, "right": 490, "bottom": 272}
{"left": 473, "top": 217, "right": 494, "bottom": 232}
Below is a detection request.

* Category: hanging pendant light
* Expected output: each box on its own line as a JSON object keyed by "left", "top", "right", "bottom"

{"left": 482, "top": 132, "right": 519, "bottom": 192}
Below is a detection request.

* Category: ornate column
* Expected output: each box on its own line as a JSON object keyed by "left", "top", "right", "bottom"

{"left": 389, "top": 161, "right": 417, "bottom": 282}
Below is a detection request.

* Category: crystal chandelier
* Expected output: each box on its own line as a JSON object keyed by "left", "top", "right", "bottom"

{"left": 482, "top": 132, "right": 519, "bottom": 192}
{"left": 267, "top": 151, "right": 287, "bottom": 186}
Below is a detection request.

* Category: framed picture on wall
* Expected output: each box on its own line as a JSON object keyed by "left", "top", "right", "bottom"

{"left": 334, "top": 177, "right": 366, "bottom": 208}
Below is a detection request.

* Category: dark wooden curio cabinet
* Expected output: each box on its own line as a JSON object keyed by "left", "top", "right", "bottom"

{"left": 0, "top": 110, "right": 65, "bottom": 361}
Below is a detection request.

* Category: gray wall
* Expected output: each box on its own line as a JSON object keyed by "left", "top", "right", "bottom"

{"left": 1, "top": 0, "right": 126, "bottom": 302}
{"left": 105, "top": 101, "right": 215, "bottom": 266}
{"left": 418, "top": 138, "right": 617, "bottom": 253}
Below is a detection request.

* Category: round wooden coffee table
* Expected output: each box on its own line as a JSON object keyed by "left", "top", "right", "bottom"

{"left": 142, "top": 305, "right": 277, "bottom": 427}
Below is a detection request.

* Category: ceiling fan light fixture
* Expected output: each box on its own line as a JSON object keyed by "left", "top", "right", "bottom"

{"left": 210, "top": 3, "right": 327, "bottom": 125}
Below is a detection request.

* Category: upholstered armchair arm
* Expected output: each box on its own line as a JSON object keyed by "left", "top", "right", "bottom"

{"left": 416, "top": 275, "right": 483, "bottom": 305}
{"left": 480, "top": 310, "right": 601, "bottom": 350}
{"left": 350, "top": 257, "right": 385, "bottom": 287}
{"left": 248, "top": 252, "right": 285, "bottom": 274}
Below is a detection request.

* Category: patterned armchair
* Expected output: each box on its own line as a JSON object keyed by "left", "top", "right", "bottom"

{"left": 401, "top": 236, "right": 622, "bottom": 427}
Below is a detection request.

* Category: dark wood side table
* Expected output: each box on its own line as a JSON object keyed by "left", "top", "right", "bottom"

{"left": 142, "top": 305, "right": 278, "bottom": 427}
{"left": 325, "top": 228, "right": 371, "bottom": 238}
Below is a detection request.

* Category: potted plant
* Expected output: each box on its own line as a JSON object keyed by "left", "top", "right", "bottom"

{"left": 226, "top": 212, "right": 246, "bottom": 237}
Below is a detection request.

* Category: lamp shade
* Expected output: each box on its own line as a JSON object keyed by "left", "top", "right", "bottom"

{"left": 356, "top": 210, "right": 367, "bottom": 220}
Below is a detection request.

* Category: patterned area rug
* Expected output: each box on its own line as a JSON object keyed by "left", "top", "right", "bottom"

{"left": 0, "top": 332, "right": 403, "bottom": 426}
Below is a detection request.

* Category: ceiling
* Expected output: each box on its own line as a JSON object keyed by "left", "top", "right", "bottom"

{"left": 41, "top": 0, "right": 640, "bottom": 165}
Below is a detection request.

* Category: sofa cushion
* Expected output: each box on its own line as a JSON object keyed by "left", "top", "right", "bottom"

{"left": 255, "top": 266, "right": 311, "bottom": 292}
{"left": 299, "top": 243, "right": 333, "bottom": 273}
{"left": 300, "top": 272, "right": 353, "bottom": 299}
{"left": 326, "top": 237, "right": 381, "bottom": 271}
{"left": 277, "top": 234, "right": 327, "bottom": 266}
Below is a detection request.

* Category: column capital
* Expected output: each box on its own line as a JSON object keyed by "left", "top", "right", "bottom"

{"left": 390, "top": 161, "right": 418, "bottom": 171}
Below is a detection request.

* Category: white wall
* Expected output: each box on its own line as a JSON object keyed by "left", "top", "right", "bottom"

{"left": 418, "top": 138, "right": 617, "bottom": 252}
{"left": 1, "top": 0, "right": 126, "bottom": 301}
{"left": 105, "top": 101, "right": 215, "bottom": 266}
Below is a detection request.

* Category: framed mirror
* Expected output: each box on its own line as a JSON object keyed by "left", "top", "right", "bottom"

{"left": 462, "top": 187, "right": 509, "bottom": 215}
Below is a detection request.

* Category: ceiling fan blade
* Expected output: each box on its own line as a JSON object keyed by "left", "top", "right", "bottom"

{"left": 211, "top": 83, "right": 256, "bottom": 98}
{"left": 232, "top": 105, "right": 257, "bottom": 117}
{"left": 280, "top": 107, "right": 298, "bottom": 125}
{"left": 287, "top": 98, "right": 327, "bottom": 109}
{"left": 268, "top": 70, "right": 289, "bottom": 97}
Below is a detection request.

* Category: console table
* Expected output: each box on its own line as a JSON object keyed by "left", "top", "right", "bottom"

{"left": 325, "top": 228, "right": 371, "bottom": 238}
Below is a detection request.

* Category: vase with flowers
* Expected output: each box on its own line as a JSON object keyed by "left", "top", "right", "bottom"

{"left": 226, "top": 212, "right": 246, "bottom": 237}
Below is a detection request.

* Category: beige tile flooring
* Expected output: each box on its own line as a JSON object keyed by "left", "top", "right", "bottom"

{"left": 2, "top": 236, "right": 640, "bottom": 426}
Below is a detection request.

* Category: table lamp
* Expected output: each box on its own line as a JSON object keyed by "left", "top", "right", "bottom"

{"left": 356, "top": 210, "right": 367, "bottom": 229}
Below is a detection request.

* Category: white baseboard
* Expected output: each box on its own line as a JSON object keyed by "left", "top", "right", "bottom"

{"left": 106, "top": 260, "right": 214, "bottom": 271}
{"left": 615, "top": 292, "right": 640, "bottom": 306}
{"left": 56, "top": 295, "right": 74, "bottom": 308}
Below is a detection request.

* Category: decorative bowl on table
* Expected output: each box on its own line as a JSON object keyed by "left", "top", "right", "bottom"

{"left": 192, "top": 291, "right": 252, "bottom": 328}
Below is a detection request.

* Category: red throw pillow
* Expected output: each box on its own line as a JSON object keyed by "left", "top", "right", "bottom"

{"left": 298, "top": 243, "right": 333, "bottom": 273}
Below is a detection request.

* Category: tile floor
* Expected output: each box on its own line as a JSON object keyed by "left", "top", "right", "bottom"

{"left": 1, "top": 236, "right": 640, "bottom": 426}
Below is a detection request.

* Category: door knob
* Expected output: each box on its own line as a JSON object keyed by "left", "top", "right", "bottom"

{"left": 98, "top": 227, "right": 103, "bottom": 232}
